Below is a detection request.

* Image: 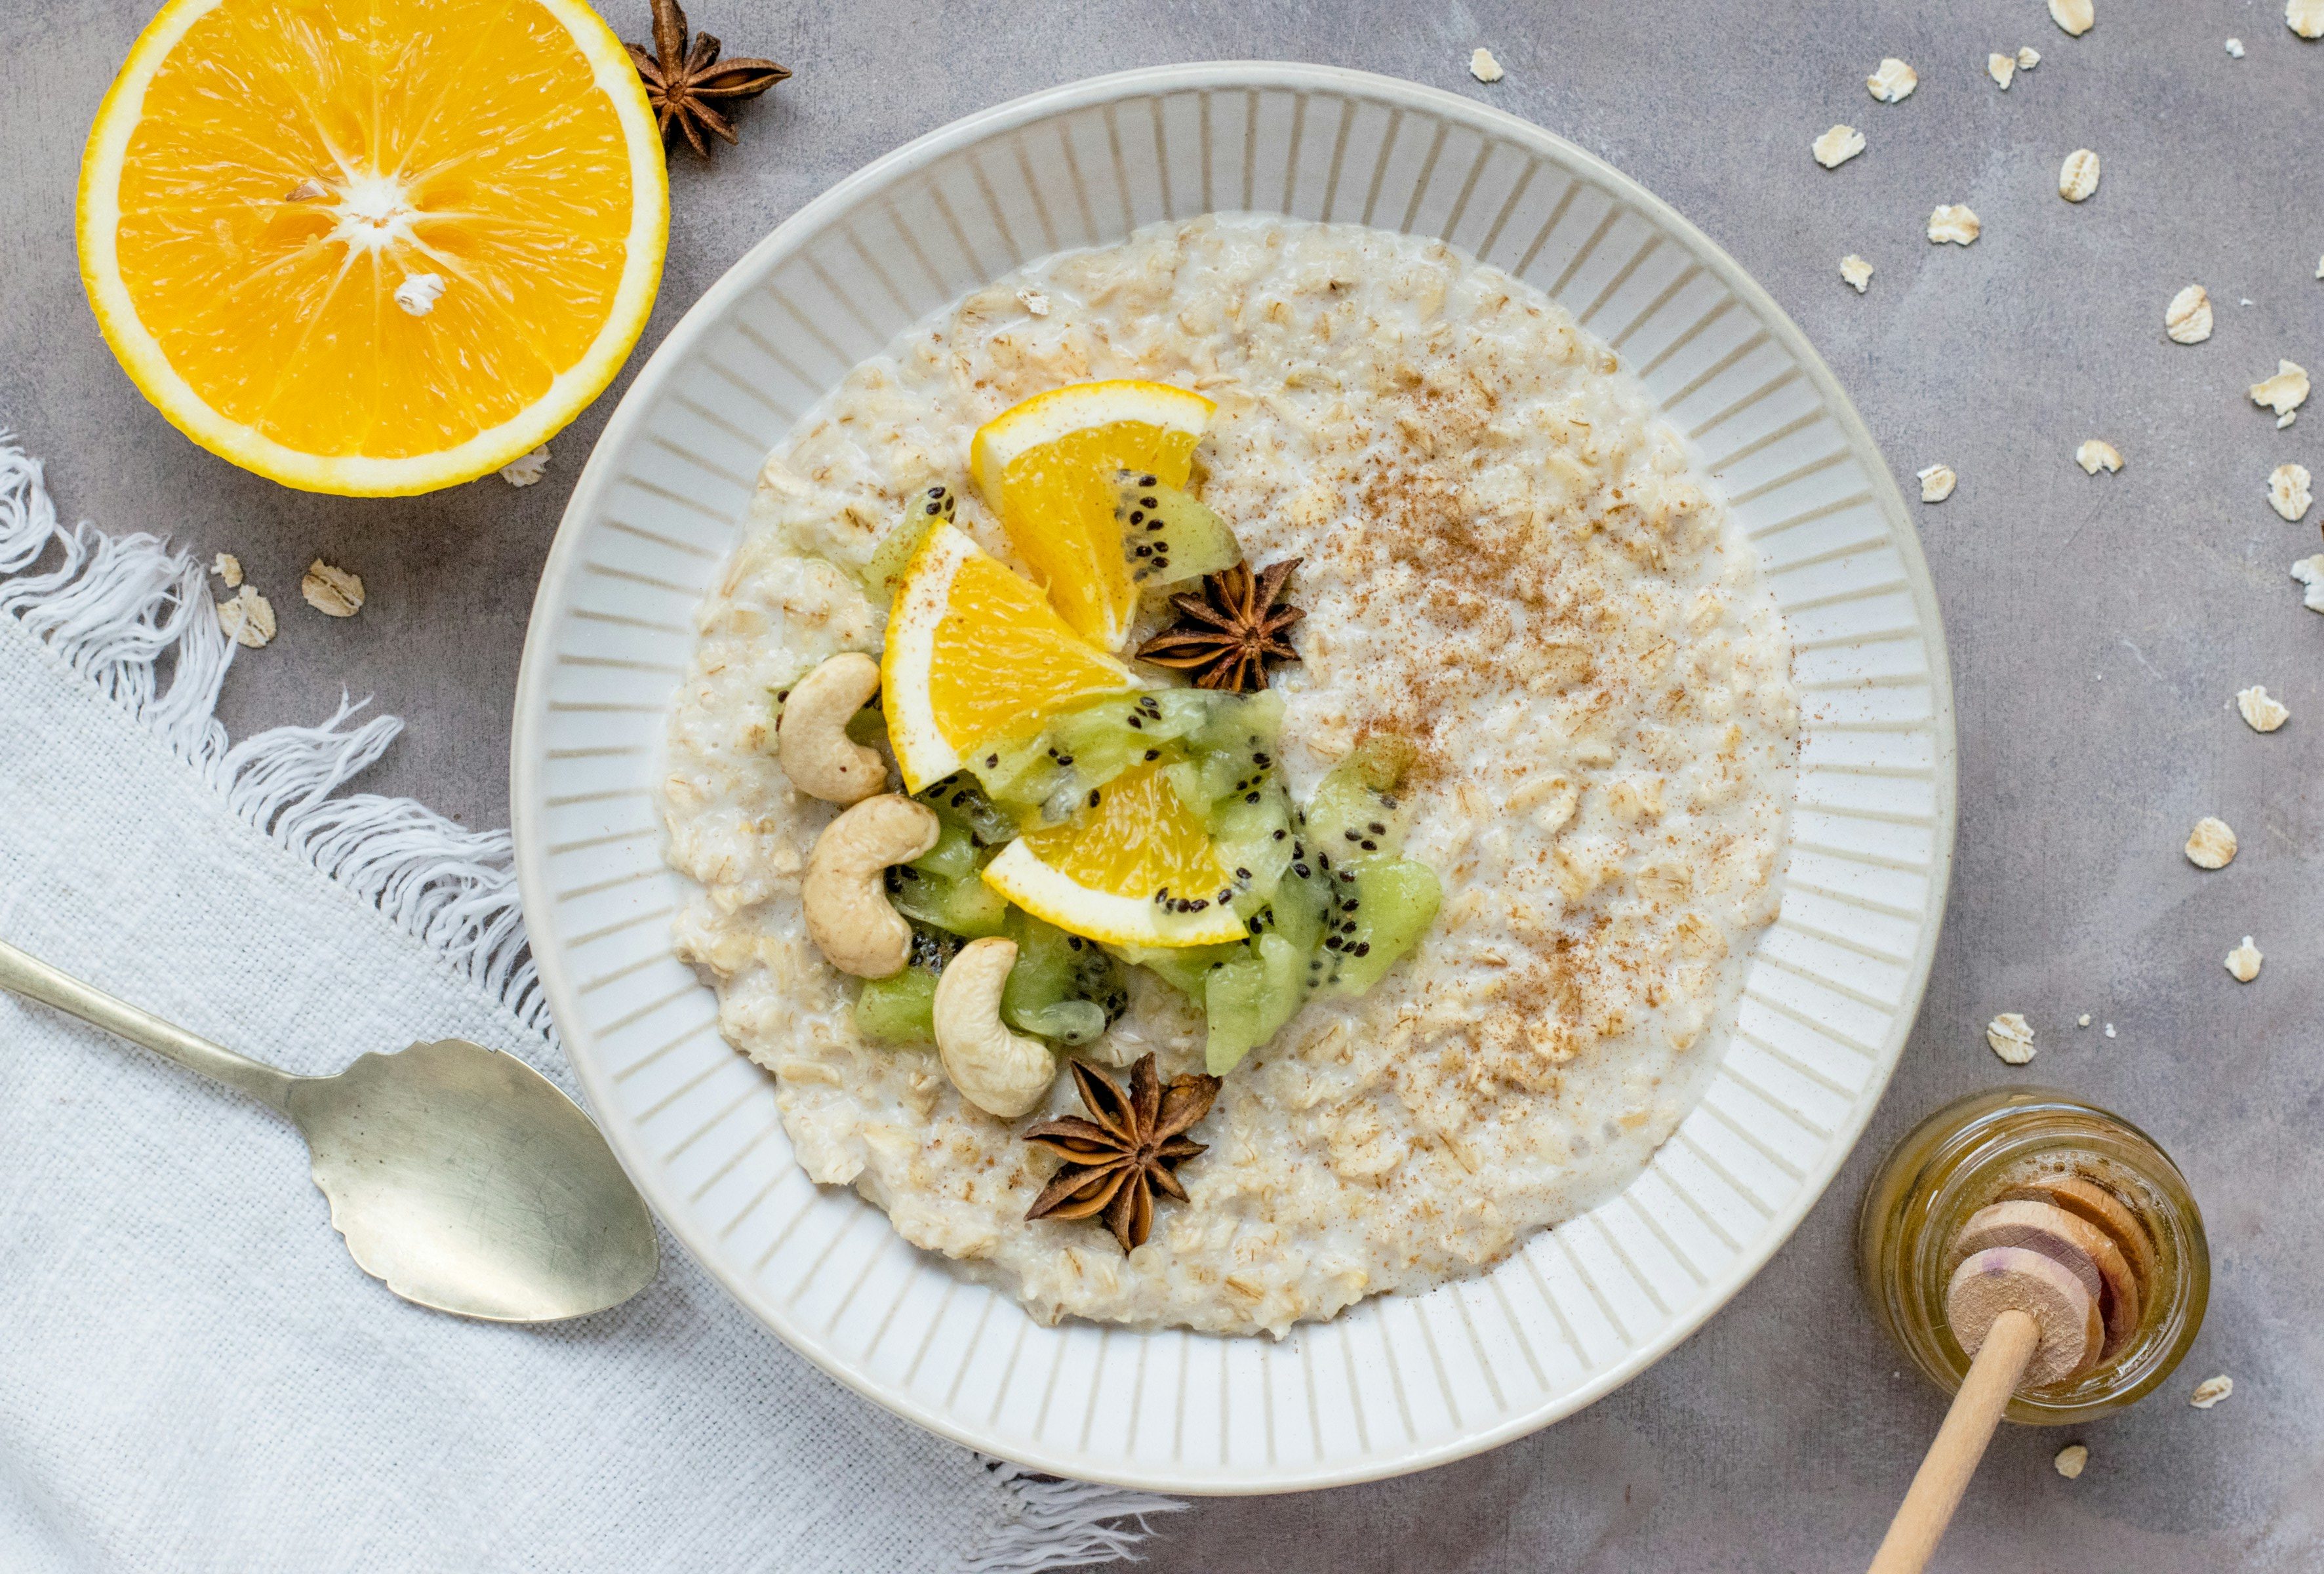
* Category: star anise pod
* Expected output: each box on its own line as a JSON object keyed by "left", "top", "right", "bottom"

{"left": 626, "top": 0, "right": 790, "bottom": 161}
{"left": 1022, "top": 1054, "right": 1221, "bottom": 1253}
{"left": 1134, "top": 557, "right": 1304, "bottom": 693}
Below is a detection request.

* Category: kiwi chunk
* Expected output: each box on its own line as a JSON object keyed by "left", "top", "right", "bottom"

{"left": 1001, "top": 910, "right": 1129, "bottom": 1046}
{"left": 914, "top": 772, "right": 1018, "bottom": 847}
{"left": 909, "top": 821, "right": 980, "bottom": 881}
{"left": 969, "top": 688, "right": 1278, "bottom": 824}
{"left": 854, "top": 967, "right": 938, "bottom": 1045}
{"left": 862, "top": 485, "right": 957, "bottom": 602}
{"left": 1109, "top": 938, "right": 1246, "bottom": 999}
{"left": 1203, "top": 933, "right": 1306, "bottom": 1075}
{"left": 1266, "top": 839, "right": 1332, "bottom": 959}
{"left": 1303, "top": 736, "right": 1417, "bottom": 864}
{"left": 886, "top": 822, "right": 1008, "bottom": 938}
{"left": 1321, "top": 858, "right": 1442, "bottom": 995}
{"left": 1113, "top": 471, "right": 1239, "bottom": 588}
{"left": 887, "top": 864, "right": 1009, "bottom": 939}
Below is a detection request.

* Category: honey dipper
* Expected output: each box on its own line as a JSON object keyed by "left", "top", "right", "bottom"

{"left": 1866, "top": 1192, "right": 2154, "bottom": 1573}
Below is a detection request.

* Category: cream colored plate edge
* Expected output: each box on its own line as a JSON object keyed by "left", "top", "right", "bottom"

{"left": 510, "top": 62, "right": 1957, "bottom": 1493}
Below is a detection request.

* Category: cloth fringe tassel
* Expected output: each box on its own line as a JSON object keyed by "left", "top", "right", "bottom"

{"left": 0, "top": 437, "right": 551, "bottom": 1037}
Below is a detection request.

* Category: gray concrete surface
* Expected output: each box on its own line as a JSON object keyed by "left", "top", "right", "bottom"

{"left": 5, "top": 1, "right": 2321, "bottom": 1569}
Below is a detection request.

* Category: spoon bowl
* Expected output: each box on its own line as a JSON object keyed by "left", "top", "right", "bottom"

{"left": 1, "top": 938, "right": 656, "bottom": 1322}
{"left": 289, "top": 1039, "right": 658, "bottom": 1322}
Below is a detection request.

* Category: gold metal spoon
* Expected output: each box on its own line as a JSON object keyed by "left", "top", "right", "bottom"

{"left": 0, "top": 937, "right": 657, "bottom": 1322}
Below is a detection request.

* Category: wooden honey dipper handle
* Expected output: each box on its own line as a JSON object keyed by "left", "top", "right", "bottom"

{"left": 1866, "top": 1242, "right": 2105, "bottom": 1574}
{"left": 1866, "top": 1308, "right": 2038, "bottom": 1574}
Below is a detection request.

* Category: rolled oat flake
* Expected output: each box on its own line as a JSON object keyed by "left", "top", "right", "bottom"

{"left": 1867, "top": 58, "right": 1918, "bottom": 102}
{"left": 2185, "top": 816, "right": 2237, "bottom": 870}
{"left": 2164, "top": 284, "right": 2213, "bottom": 344}
{"left": 1986, "top": 1013, "right": 2036, "bottom": 1065}
{"left": 1813, "top": 125, "right": 1866, "bottom": 169}
{"left": 300, "top": 559, "right": 365, "bottom": 618}
{"left": 1926, "top": 205, "right": 1980, "bottom": 245}
{"left": 2269, "top": 462, "right": 2313, "bottom": 524}
{"left": 2058, "top": 149, "right": 2100, "bottom": 202}
{"left": 215, "top": 585, "right": 276, "bottom": 649}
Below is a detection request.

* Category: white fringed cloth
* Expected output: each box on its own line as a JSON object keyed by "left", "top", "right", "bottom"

{"left": 0, "top": 439, "right": 1172, "bottom": 1573}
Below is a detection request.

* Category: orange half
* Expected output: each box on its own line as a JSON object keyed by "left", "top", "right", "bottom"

{"left": 77, "top": 0, "right": 668, "bottom": 494}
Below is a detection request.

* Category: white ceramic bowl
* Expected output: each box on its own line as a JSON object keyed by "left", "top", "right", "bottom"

{"left": 511, "top": 62, "right": 1956, "bottom": 1493}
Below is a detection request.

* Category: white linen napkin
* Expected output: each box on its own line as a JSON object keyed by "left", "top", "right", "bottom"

{"left": 0, "top": 442, "right": 1169, "bottom": 1573}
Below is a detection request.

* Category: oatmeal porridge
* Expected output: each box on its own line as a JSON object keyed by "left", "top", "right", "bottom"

{"left": 658, "top": 214, "right": 1799, "bottom": 1337}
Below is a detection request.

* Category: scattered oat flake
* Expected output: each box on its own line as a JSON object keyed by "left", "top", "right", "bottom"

{"left": 500, "top": 446, "right": 550, "bottom": 487}
{"left": 1989, "top": 52, "right": 2017, "bottom": 88}
{"left": 2058, "top": 149, "right": 2100, "bottom": 202}
{"left": 215, "top": 585, "right": 275, "bottom": 650}
{"left": 2186, "top": 816, "right": 2238, "bottom": 870}
{"left": 300, "top": 559, "right": 364, "bottom": 618}
{"left": 2226, "top": 36, "right": 2246, "bottom": 56}
{"left": 2238, "top": 685, "right": 2290, "bottom": 733}
{"left": 1927, "top": 205, "right": 1980, "bottom": 245}
{"left": 2054, "top": 1443, "right": 2089, "bottom": 1479}
{"left": 1917, "top": 464, "right": 1957, "bottom": 502}
{"left": 2165, "top": 284, "right": 2214, "bottom": 344}
{"left": 2078, "top": 1013, "right": 2092, "bottom": 1027}
{"left": 2270, "top": 462, "right": 2314, "bottom": 523}
{"left": 2190, "top": 1374, "right": 2234, "bottom": 1409}
{"left": 2050, "top": 0, "right": 2094, "bottom": 35}
{"left": 2293, "top": 554, "right": 2324, "bottom": 611}
{"left": 1814, "top": 125, "right": 1867, "bottom": 169}
{"left": 2293, "top": 0, "right": 2324, "bottom": 40}
{"left": 2075, "top": 439, "right": 2121, "bottom": 474}
{"left": 1468, "top": 47, "right": 1504, "bottom": 83}
{"left": 2225, "top": 937, "right": 2264, "bottom": 982}
{"left": 1987, "top": 1013, "right": 2036, "bottom": 1065}
{"left": 1841, "top": 254, "right": 1875, "bottom": 293}
{"left": 1015, "top": 287, "right": 1050, "bottom": 316}
{"left": 1868, "top": 58, "right": 1919, "bottom": 102}
{"left": 2250, "top": 359, "right": 2310, "bottom": 417}
{"left": 210, "top": 552, "right": 243, "bottom": 588}
{"left": 2018, "top": 45, "right": 2042, "bottom": 68}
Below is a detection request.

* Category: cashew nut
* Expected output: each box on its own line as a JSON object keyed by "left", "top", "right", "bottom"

{"left": 802, "top": 794, "right": 938, "bottom": 978}
{"left": 777, "top": 652, "right": 885, "bottom": 803}
{"left": 932, "top": 937, "right": 1058, "bottom": 1118}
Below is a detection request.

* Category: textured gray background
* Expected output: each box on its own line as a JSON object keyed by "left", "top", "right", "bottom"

{"left": 4, "top": 1, "right": 2320, "bottom": 1569}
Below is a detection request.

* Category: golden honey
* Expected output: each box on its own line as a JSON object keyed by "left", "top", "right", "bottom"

{"left": 1857, "top": 1087, "right": 2208, "bottom": 1424}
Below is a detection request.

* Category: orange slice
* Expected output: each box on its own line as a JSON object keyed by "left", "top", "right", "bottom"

{"left": 881, "top": 521, "right": 1138, "bottom": 792}
{"left": 77, "top": 0, "right": 668, "bottom": 495}
{"left": 980, "top": 758, "right": 1247, "bottom": 947}
{"left": 968, "top": 380, "right": 1214, "bottom": 648}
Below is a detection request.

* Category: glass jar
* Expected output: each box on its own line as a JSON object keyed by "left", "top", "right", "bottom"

{"left": 1856, "top": 1086, "right": 2208, "bottom": 1424}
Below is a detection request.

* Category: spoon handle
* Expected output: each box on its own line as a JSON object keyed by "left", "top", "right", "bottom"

{"left": 0, "top": 937, "right": 294, "bottom": 1111}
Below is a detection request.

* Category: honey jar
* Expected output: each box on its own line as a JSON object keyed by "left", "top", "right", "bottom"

{"left": 1856, "top": 1086, "right": 2208, "bottom": 1424}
